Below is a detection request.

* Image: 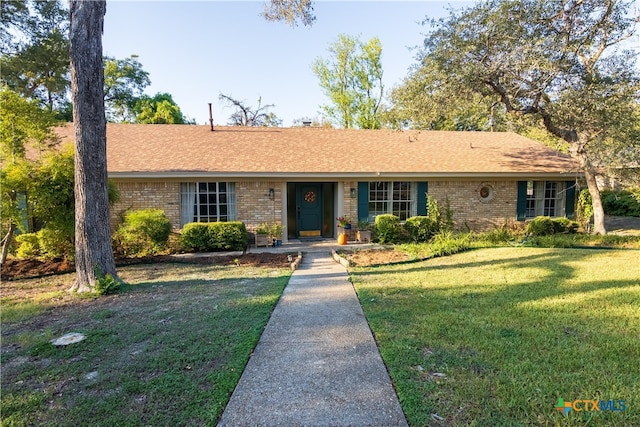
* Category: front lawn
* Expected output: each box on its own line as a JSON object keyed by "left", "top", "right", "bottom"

{"left": 1, "top": 263, "right": 291, "bottom": 426}
{"left": 351, "top": 247, "right": 640, "bottom": 426}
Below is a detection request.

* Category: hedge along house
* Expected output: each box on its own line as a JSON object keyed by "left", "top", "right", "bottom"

{"left": 56, "top": 123, "right": 581, "bottom": 242}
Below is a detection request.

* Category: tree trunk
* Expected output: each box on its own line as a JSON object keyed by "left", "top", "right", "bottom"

{"left": 69, "top": 0, "right": 120, "bottom": 292}
{"left": 583, "top": 167, "right": 606, "bottom": 235}
{"left": 572, "top": 142, "right": 606, "bottom": 235}
{"left": 1, "top": 223, "right": 16, "bottom": 265}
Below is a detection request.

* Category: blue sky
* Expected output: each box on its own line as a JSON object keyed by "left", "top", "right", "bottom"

{"left": 102, "top": 1, "right": 473, "bottom": 126}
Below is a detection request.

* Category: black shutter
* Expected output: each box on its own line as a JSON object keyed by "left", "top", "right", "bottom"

{"left": 516, "top": 181, "right": 528, "bottom": 221}
{"left": 565, "top": 181, "right": 576, "bottom": 219}
{"left": 417, "top": 182, "right": 428, "bottom": 216}
{"left": 357, "top": 182, "right": 369, "bottom": 222}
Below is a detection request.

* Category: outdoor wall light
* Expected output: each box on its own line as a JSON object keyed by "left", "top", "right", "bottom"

{"left": 350, "top": 188, "right": 356, "bottom": 198}
{"left": 268, "top": 188, "right": 275, "bottom": 200}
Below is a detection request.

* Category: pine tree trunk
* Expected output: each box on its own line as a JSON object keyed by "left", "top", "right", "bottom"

{"left": 69, "top": 0, "right": 119, "bottom": 292}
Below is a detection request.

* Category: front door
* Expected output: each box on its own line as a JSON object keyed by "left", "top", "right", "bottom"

{"left": 296, "top": 184, "right": 323, "bottom": 237}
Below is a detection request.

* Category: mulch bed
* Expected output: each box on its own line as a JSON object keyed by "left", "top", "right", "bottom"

{"left": 1, "top": 253, "right": 293, "bottom": 281}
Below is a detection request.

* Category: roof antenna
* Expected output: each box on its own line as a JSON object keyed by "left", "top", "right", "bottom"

{"left": 208, "top": 103, "right": 214, "bottom": 131}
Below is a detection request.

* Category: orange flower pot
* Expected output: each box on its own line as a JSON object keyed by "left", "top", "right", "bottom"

{"left": 337, "top": 233, "right": 348, "bottom": 245}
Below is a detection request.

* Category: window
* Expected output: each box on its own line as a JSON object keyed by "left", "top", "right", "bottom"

{"left": 525, "top": 181, "right": 564, "bottom": 218}
{"left": 180, "top": 182, "right": 236, "bottom": 226}
{"left": 368, "top": 181, "right": 415, "bottom": 221}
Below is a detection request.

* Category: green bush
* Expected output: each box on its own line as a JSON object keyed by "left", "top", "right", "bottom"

{"left": 180, "top": 223, "right": 211, "bottom": 252}
{"left": 375, "top": 214, "right": 402, "bottom": 244}
{"left": 181, "top": 221, "right": 247, "bottom": 252}
{"left": 430, "top": 231, "right": 472, "bottom": 256}
{"left": 37, "top": 228, "right": 74, "bottom": 260}
{"left": 114, "top": 209, "right": 172, "bottom": 256}
{"left": 526, "top": 217, "right": 556, "bottom": 236}
{"left": 15, "top": 233, "right": 40, "bottom": 259}
{"left": 207, "top": 221, "right": 247, "bottom": 250}
{"left": 552, "top": 217, "right": 579, "bottom": 234}
{"left": 15, "top": 229, "right": 74, "bottom": 260}
{"left": 476, "top": 225, "right": 519, "bottom": 245}
{"left": 576, "top": 188, "right": 593, "bottom": 230}
{"left": 601, "top": 190, "right": 640, "bottom": 217}
{"left": 404, "top": 216, "right": 438, "bottom": 243}
{"left": 526, "top": 216, "right": 579, "bottom": 236}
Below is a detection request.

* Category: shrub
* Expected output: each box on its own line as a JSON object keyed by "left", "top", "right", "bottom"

{"left": 375, "top": 214, "right": 402, "bottom": 244}
{"left": 181, "top": 221, "right": 247, "bottom": 252}
{"left": 430, "top": 231, "right": 471, "bottom": 256}
{"left": 601, "top": 190, "right": 640, "bottom": 217}
{"left": 15, "top": 233, "right": 40, "bottom": 259}
{"left": 404, "top": 216, "right": 438, "bottom": 243}
{"left": 576, "top": 188, "right": 593, "bottom": 230}
{"left": 476, "top": 224, "right": 519, "bottom": 245}
{"left": 15, "top": 229, "right": 74, "bottom": 260}
{"left": 207, "top": 221, "right": 247, "bottom": 251}
{"left": 180, "top": 223, "right": 211, "bottom": 252}
{"left": 526, "top": 216, "right": 555, "bottom": 236}
{"left": 37, "top": 228, "right": 74, "bottom": 260}
{"left": 114, "top": 209, "right": 172, "bottom": 256}
{"left": 552, "top": 217, "right": 579, "bottom": 234}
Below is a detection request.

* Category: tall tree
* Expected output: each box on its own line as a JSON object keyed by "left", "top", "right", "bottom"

{"left": 410, "top": 0, "right": 639, "bottom": 234}
{"left": 134, "top": 92, "right": 191, "bottom": 124}
{"left": 313, "top": 34, "right": 384, "bottom": 129}
{"left": 65, "top": 0, "right": 315, "bottom": 291}
{"left": 219, "top": 93, "right": 282, "bottom": 127}
{"left": 69, "top": 0, "right": 120, "bottom": 292}
{"left": 0, "top": 0, "right": 70, "bottom": 114}
{"left": 103, "top": 55, "right": 151, "bottom": 122}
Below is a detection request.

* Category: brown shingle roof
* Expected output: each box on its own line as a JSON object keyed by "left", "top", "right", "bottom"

{"left": 55, "top": 123, "right": 580, "bottom": 179}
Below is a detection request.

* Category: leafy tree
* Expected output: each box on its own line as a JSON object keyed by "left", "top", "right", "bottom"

{"left": 407, "top": 0, "right": 639, "bottom": 234}
{"left": 387, "top": 56, "right": 510, "bottom": 131}
{"left": 103, "top": 55, "right": 151, "bottom": 122}
{"left": 0, "top": 87, "right": 59, "bottom": 263}
{"left": 313, "top": 34, "right": 384, "bottom": 129}
{"left": 0, "top": 0, "right": 70, "bottom": 114}
{"left": 219, "top": 93, "right": 282, "bottom": 127}
{"left": 261, "top": 0, "right": 315, "bottom": 27}
{"left": 134, "top": 92, "right": 191, "bottom": 124}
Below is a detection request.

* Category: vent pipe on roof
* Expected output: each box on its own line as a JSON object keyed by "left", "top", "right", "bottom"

{"left": 208, "top": 103, "right": 214, "bottom": 131}
{"left": 302, "top": 120, "right": 312, "bottom": 127}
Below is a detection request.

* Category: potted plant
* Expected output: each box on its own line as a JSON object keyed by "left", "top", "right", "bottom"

{"left": 255, "top": 223, "right": 271, "bottom": 247}
{"left": 356, "top": 220, "right": 372, "bottom": 243}
{"left": 336, "top": 216, "right": 351, "bottom": 229}
{"left": 269, "top": 223, "right": 284, "bottom": 246}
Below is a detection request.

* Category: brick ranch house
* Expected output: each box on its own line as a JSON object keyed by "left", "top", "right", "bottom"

{"left": 58, "top": 123, "right": 581, "bottom": 242}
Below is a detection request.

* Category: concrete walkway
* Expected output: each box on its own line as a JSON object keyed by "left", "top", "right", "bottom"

{"left": 217, "top": 252, "right": 408, "bottom": 427}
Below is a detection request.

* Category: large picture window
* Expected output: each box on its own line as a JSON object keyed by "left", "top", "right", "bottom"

{"left": 525, "top": 181, "right": 565, "bottom": 218}
{"left": 368, "top": 181, "right": 415, "bottom": 221}
{"left": 180, "top": 182, "right": 236, "bottom": 226}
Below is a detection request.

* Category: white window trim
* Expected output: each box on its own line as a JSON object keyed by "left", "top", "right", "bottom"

{"left": 180, "top": 182, "right": 236, "bottom": 227}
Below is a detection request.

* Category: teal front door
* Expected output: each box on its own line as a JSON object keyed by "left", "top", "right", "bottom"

{"left": 296, "top": 184, "right": 323, "bottom": 237}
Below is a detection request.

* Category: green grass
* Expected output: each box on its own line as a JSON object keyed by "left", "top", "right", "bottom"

{"left": 351, "top": 247, "right": 640, "bottom": 426}
{"left": 1, "top": 263, "right": 291, "bottom": 426}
